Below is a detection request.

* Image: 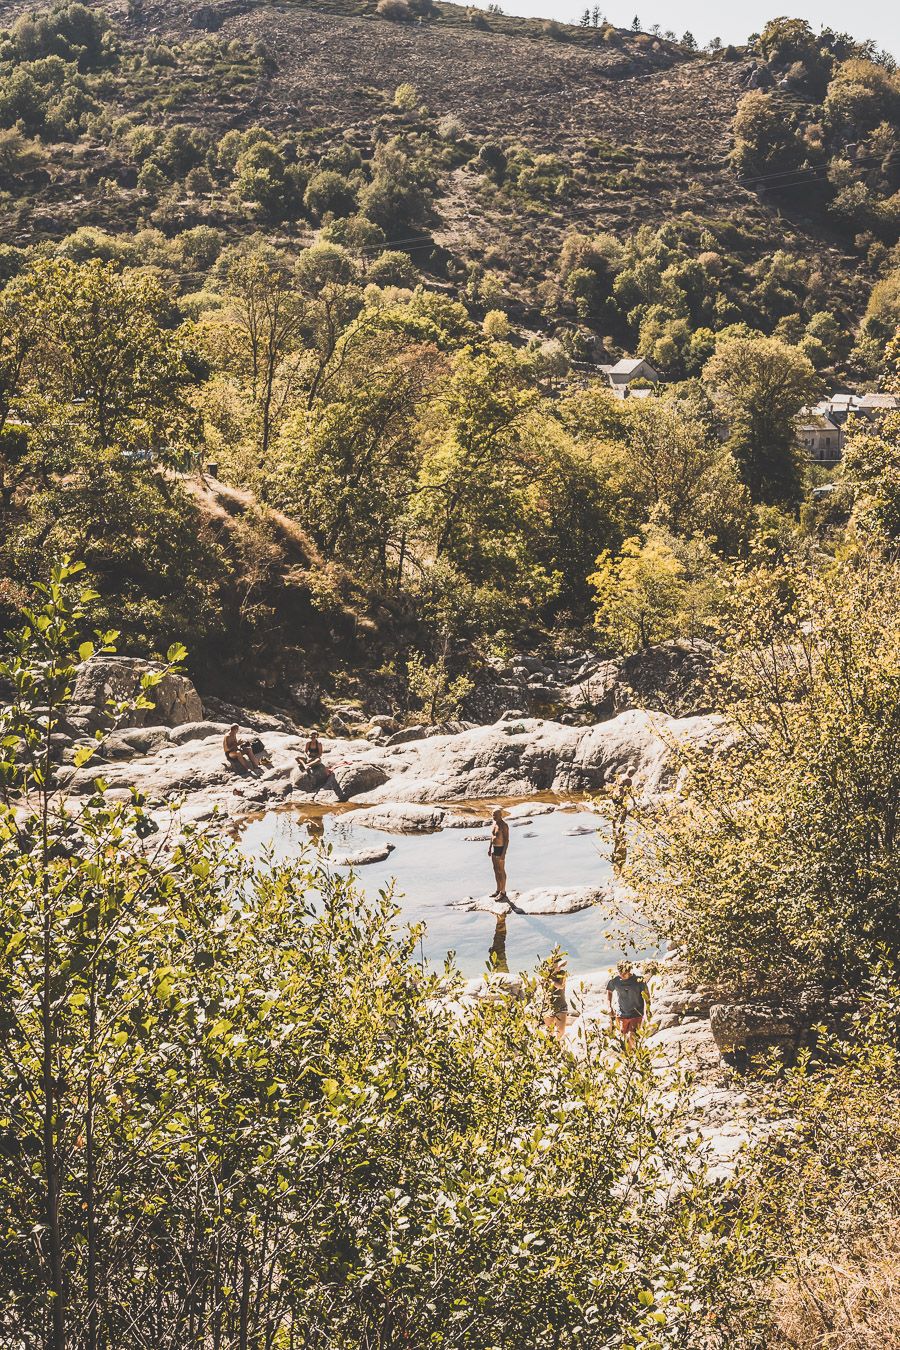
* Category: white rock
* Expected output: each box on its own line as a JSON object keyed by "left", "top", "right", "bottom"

{"left": 349, "top": 802, "right": 445, "bottom": 833}
{"left": 452, "top": 885, "right": 609, "bottom": 915}
{"left": 330, "top": 844, "right": 395, "bottom": 866}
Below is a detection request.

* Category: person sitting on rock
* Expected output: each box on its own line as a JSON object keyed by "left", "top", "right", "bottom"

{"left": 606, "top": 959, "right": 649, "bottom": 1050}
{"left": 300, "top": 731, "right": 347, "bottom": 803}
{"left": 223, "top": 724, "right": 263, "bottom": 774}
{"left": 488, "top": 806, "right": 509, "bottom": 901}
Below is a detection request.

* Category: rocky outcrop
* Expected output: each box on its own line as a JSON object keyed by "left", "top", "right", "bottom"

{"left": 465, "top": 640, "right": 717, "bottom": 723}
{"left": 60, "top": 709, "right": 719, "bottom": 823}
{"left": 68, "top": 656, "right": 203, "bottom": 735}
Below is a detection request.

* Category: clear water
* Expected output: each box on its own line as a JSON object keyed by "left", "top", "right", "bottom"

{"left": 237, "top": 801, "right": 654, "bottom": 978}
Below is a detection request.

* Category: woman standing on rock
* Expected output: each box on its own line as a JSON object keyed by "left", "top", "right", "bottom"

{"left": 489, "top": 806, "right": 509, "bottom": 901}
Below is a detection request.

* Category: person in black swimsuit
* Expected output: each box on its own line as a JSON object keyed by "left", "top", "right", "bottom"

{"left": 489, "top": 807, "right": 509, "bottom": 901}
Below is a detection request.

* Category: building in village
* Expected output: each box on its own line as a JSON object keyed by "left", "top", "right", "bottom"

{"left": 797, "top": 391, "right": 899, "bottom": 463}
{"left": 597, "top": 357, "right": 660, "bottom": 398}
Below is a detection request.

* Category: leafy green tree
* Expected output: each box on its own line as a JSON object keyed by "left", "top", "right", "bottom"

{"left": 204, "top": 244, "right": 307, "bottom": 465}
{"left": 592, "top": 396, "right": 753, "bottom": 553}
{"left": 702, "top": 333, "right": 820, "bottom": 504}
{"left": 359, "top": 136, "right": 432, "bottom": 229}
{"left": 627, "top": 553, "right": 900, "bottom": 993}
{"left": 730, "top": 91, "right": 805, "bottom": 180}
{"left": 9, "top": 257, "right": 201, "bottom": 471}
{"left": 303, "top": 167, "right": 358, "bottom": 220}
{"left": 589, "top": 526, "right": 723, "bottom": 651}
{"left": 269, "top": 326, "right": 440, "bottom": 578}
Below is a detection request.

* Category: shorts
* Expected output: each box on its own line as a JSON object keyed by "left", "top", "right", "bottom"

{"left": 618, "top": 1015, "right": 643, "bottom": 1035}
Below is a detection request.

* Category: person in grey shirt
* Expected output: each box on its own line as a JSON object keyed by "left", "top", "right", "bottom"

{"left": 606, "top": 960, "right": 649, "bottom": 1049}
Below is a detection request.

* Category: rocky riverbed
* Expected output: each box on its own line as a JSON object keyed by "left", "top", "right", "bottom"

{"left": 49, "top": 654, "right": 797, "bottom": 1172}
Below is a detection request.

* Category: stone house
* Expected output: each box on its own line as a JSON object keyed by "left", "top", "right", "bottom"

{"left": 598, "top": 357, "right": 660, "bottom": 398}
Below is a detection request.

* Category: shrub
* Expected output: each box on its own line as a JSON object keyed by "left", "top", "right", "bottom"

{"left": 476, "top": 139, "right": 507, "bottom": 182}
{"left": 482, "top": 308, "right": 511, "bottom": 338}
{"left": 628, "top": 554, "right": 900, "bottom": 995}
{"left": 376, "top": 0, "right": 412, "bottom": 19}
{"left": 303, "top": 168, "right": 358, "bottom": 220}
{"left": 366, "top": 249, "right": 419, "bottom": 286}
{"left": 393, "top": 81, "right": 419, "bottom": 110}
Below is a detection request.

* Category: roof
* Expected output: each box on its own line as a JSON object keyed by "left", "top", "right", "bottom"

{"left": 798, "top": 415, "right": 840, "bottom": 431}
{"left": 608, "top": 357, "right": 654, "bottom": 375}
{"left": 855, "top": 393, "right": 899, "bottom": 410}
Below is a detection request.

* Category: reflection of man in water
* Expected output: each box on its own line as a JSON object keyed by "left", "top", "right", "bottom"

{"left": 488, "top": 910, "right": 509, "bottom": 973}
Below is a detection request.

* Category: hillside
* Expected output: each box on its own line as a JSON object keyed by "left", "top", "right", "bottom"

{"left": 0, "top": 0, "right": 873, "bottom": 343}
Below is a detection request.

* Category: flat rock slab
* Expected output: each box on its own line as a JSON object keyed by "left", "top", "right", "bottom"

{"left": 452, "top": 886, "right": 608, "bottom": 915}
{"left": 566, "top": 823, "right": 599, "bottom": 836}
{"left": 331, "top": 843, "right": 395, "bottom": 866}
{"left": 349, "top": 802, "right": 445, "bottom": 833}
{"left": 505, "top": 802, "right": 555, "bottom": 818}
{"left": 442, "top": 814, "right": 489, "bottom": 828}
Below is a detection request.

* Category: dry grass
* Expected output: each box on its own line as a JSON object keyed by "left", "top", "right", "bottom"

{"left": 772, "top": 1222, "right": 900, "bottom": 1349}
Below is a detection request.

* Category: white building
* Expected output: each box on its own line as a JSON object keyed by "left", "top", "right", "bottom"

{"left": 797, "top": 391, "right": 899, "bottom": 462}
{"left": 597, "top": 357, "right": 660, "bottom": 398}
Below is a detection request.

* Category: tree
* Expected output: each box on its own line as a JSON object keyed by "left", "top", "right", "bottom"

{"left": 303, "top": 168, "right": 358, "bottom": 220}
{"left": 681, "top": 30, "right": 697, "bottom": 50}
{"left": 359, "top": 136, "right": 432, "bottom": 229}
{"left": 204, "top": 244, "right": 308, "bottom": 466}
{"left": 593, "top": 396, "right": 753, "bottom": 553}
{"left": 269, "top": 325, "right": 440, "bottom": 579}
{"left": 11, "top": 257, "right": 201, "bottom": 470}
{"left": 730, "top": 91, "right": 805, "bottom": 180}
{"left": 406, "top": 647, "right": 473, "bottom": 721}
{"left": 627, "top": 554, "right": 900, "bottom": 994}
{"left": 702, "top": 333, "right": 820, "bottom": 505}
{"left": 589, "top": 526, "right": 723, "bottom": 651}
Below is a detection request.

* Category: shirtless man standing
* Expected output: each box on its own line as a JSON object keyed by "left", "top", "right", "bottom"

{"left": 489, "top": 806, "right": 510, "bottom": 902}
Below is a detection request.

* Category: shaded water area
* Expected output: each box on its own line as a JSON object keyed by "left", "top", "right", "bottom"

{"left": 239, "top": 797, "right": 654, "bottom": 978}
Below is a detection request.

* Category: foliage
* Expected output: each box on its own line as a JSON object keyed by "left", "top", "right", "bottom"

{"left": 406, "top": 647, "right": 474, "bottom": 721}
{"left": 702, "top": 333, "right": 820, "bottom": 505}
{"left": 589, "top": 526, "right": 723, "bottom": 651}
{"left": 754, "top": 981, "right": 900, "bottom": 1348}
{"left": 626, "top": 554, "right": 900, "bottom": 994}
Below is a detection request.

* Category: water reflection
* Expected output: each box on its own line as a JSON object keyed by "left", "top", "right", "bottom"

{"left": 488, "top": 911, "right": 509, "bottom": 973}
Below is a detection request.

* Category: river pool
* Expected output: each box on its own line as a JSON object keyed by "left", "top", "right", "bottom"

{"left": 238, "top": 800, "right": 654, "bottom": 978}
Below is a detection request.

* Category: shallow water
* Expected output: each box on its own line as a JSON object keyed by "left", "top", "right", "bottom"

{"left": 238, "top": 801, "right": 654, "bottom": 978}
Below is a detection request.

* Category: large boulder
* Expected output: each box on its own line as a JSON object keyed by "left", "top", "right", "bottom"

{"left": 334, "top": 761, "right": 390, "bottom": 798}
{"left": 709, "top": 1002, "right": 807, "bottom": 1058}
{"left": 68, "top": 656, "right": 203, "bottom": 735}
{"left": 564, "top": 641, "right": 716, "bottom": 719}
